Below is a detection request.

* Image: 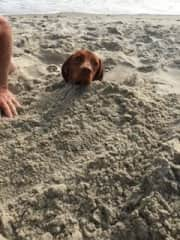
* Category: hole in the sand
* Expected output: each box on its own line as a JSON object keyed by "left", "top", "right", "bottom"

{"left": 45, "top": 81, "right": 65, "bottom": 92}
{"left": 174, "top": 152, "right": 180, "bottom": 164}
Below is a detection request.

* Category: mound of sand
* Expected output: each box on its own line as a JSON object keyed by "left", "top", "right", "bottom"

{"left": 0, "top": 14, "right": 180, "bottom": 240}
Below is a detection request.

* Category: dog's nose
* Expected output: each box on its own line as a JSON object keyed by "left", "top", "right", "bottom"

{"left": 81, "top": 67, "right": 91, "bottom": 75}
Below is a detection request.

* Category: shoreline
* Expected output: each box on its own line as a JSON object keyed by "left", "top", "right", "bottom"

{"left": 2, "top": 11, "right": 180, "bottom": 18}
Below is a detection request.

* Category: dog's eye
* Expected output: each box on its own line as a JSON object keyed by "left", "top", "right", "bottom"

{"left": 74, "top": 55, "right": 84, "bottom": 64}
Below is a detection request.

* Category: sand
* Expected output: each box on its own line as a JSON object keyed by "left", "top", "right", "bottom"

{"left": 0, "top": 13, "right": 180, "bottom": 240}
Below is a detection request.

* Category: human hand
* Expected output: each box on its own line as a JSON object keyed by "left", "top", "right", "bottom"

{"left": 0, "top": 87, "right": 21, "bottom": 118}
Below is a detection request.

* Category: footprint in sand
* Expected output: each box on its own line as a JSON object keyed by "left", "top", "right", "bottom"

{"left": 137, "top": 65, "right": 156, "bottom": 73}
{"left": 173, "top": 59, "right": 180, "bottom": 67}
{"left": 101, "top": 40, "right": 122, "bottom": 51}
{"left": 40, "top": 49, "right": 68, "bottom": 64}
{"left": 46, "top": 64, "right": 59, "bottom": 73}
{"left": 107, "top": 27, "right": 121, "bottom": 35}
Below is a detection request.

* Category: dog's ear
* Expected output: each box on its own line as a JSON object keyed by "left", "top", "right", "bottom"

{"left": 61, "top": 55, "right": 73, "bottom": 82}
{"left": 93, "top": 58, "right": 104, "bottom": 81}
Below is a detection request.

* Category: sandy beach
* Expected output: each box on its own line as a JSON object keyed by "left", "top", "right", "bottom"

{"left": 0, "top": 13, "right": 180, "bottom": 239}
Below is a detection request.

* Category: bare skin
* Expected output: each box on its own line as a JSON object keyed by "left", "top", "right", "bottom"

{"left": 0, "top": 16, "right": 20, "bottom": 118}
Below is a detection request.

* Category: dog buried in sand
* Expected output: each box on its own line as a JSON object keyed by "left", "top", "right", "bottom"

{"left": 61, "top": 49, "right": 104, "bottom": 85}
{"left": 0, "top": 16, "right": 103, "bottom": 118}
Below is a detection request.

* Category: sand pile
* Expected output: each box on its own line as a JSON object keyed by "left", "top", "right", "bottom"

{"left": 0, "top": 14, "right": 180, "bottom": 240}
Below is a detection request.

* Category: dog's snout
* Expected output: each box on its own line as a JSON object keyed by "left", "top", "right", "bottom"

{"left": 81, "top": 67, "right": 91, "bottom": 74}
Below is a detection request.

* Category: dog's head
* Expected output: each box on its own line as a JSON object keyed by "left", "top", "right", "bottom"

{"left": 62, "top": 49, "right": 104, "bottom": 85}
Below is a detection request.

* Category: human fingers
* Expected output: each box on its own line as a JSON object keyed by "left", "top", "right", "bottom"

{"left": 7, "top": 99, "right": 18, "bottom": 116}
{"left": 1, "top": 101, "right": 13, "bottom": 118}
{"left": 10, "top": 94, "right": 21, "bottom": 108}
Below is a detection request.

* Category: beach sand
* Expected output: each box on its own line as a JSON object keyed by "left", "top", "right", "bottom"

{"left": 0, "top": 13, "right": 180, "bottom": 239}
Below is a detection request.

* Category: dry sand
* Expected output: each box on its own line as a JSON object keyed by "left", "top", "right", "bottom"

{"left": 0, "top": 13, "right": 180, "bottom": 240}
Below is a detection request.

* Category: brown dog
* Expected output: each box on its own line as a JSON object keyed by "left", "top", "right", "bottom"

{"left": 61, "top": 49, "right": 103, "bottom": 85}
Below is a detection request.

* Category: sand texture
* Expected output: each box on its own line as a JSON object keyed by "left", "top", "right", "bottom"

{"left": 0, "top": 13, "right": 180, "bottom": 239}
